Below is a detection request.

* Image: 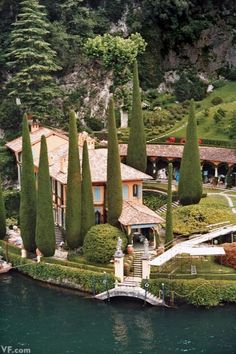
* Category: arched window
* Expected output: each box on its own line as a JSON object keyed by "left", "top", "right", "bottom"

{"left": 95, "top": 210, "right": 101, "bottom": 224}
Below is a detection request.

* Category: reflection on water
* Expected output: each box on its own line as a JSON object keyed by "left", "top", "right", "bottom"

{"left": 0, "top": 273, "right": 236, "bottom": 354}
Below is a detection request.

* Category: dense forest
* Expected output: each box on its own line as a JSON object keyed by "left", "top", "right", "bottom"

{"left": 0, "top": 0, "right": 236, "bottom": 136}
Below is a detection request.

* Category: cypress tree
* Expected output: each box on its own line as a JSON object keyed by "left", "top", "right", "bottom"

{"left": 165, "top": 163, "right": 173, "bottom": 248}
{"left": 65, "top": 111, "right": 82, "bottom": 248}
{"left": 107, "top": 97, "right": 123, "bottom": 226}
{"left": 35, "top": 135, "right": 55, "bottom": 257}
{"left": 178, "top": 100, "right": 203, "bottom": 205}
{"left": 0, "top": 178, "right": 6, "bottom": 239}
{"left": 6, "top": 0, "right": 61, "bottom": 118}
{"left": 20, "top": 114, "right": 37, "bottom": 252}
{"left": 81, "top": 141, "right": 95, "bottom": 243}
{"left": 127, "top": 60, "right": 147, "bottom": 172}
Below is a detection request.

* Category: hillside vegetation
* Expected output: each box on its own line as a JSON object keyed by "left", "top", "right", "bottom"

{"left": 0, "top": 0, "right": 236, "bottom": 138}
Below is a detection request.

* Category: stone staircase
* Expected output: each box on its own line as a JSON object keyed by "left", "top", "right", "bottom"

{"left": 133, "top": 250, "right": 143, "bottom": 278}
{"left": 156, "top": 201, "right": 179, "bottom": 215}
{"left": 55, "top": 225, "right": 64, "bottom": 246}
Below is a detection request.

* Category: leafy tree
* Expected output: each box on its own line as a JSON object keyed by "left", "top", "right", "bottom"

{"left": 35, "top": 135, "right": 55, "bottom": 257}
{"left": 20, "top": 114, "right": 37, "bottom": 252}
{"left": 165, "top": 163, "right": 173, "bottom": 247}
{"left": 6, "top": 0, "right": 61, "bottom": 118}
{"left": 81, "top": 140, "right": 95, "bottom": 243}
{"left": 0, "top": 177, "right": 6, "bottom": 239}
{"left": 127, "top": 60, "right": 147, "bottom": 172}
{"left": 174, "top": 71, "right": 207, "bottom": 102}
{"left": 65, "top": 111, "right": 82, "bottom": 248}
{"left": 107, "top": 97, "right": 123, "bottom": 226}
{"left": 85, "top": 32, "right": 146, "bottom": 85}
{"left": 178, "top": 100, "right": 203, "bottom": 205}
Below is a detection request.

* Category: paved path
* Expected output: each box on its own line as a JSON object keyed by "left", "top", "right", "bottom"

{"left": 150, "top": 224, "right": 236, "bottom": 266}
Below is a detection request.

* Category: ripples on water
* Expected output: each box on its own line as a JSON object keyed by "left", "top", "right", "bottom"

{"left": 0, "top": 273, "right": 235, "bottom": 354}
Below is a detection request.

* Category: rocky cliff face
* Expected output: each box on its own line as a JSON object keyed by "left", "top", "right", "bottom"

{"left": 162, "top": 22, "right": 236, "bottom": 73}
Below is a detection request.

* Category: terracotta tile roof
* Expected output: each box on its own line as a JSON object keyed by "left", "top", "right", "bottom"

{"left": 119, "top": 201, "right": 164, "bottom": 226}
{"left": 6, "top": 127, "right": 152, "bottom": 184}
{"left": 33, "top": 146, "right": 151, "bottom": 185}
{"left": 5, "top": 127, "right": 57, "bottom": 153}
{"left": 119, "top": 144, "right": 236, "bottom": 164}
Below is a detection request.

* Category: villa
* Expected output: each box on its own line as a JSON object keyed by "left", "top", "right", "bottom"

{"left": 6, "top": 120, "right": 163, "bottom": 242}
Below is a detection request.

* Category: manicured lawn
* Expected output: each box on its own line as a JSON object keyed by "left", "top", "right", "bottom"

{"left": 166, "top": 81, "right": 236, "bottom": 139}
{"left": 151, "top": 255, "right": 236, "bottom": 279}
{"left": 199, "top": 194, "right": 230, "bottom": 208}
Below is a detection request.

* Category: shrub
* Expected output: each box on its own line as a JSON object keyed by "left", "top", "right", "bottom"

{"left": 142, "top": 278, "right": 236, "bottom": 306}
{"left": 172, "top": 204, "right": 236, "bottom": 235}
{"left": 83, "top": 224, "right": 127, "bottom": 264}
{"left": 3, "top": 190, "right": 20, "bottom": 219}
{"left": 5, "top": 251, "right": 115, "bottom": 294}
{"left": 174, "top": 72, "right": 207, "bottom": 102}
{"left": 211, "top": 96, "right": 223, "bottom": 105}
{"left": 216, "top": 243, "right": 236, "bottom": 269}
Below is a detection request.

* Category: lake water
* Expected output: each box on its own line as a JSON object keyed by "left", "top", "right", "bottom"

{"left": 0, "top": 273, "right": 235, "bottom": 354}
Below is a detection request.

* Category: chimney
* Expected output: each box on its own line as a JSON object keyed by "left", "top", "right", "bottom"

{"left": 60, "top": 156, "right": 67, "bottom": 174}
{"left": 28, "top": 114, "right": 40, "bottom": 133}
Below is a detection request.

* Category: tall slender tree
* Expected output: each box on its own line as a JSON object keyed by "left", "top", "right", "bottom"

{"left": 20, "top": 114, "right": 37, "bottom": 252}
{"left": 178, "top": 100, "right": 203, "bottom": 205}
{"left": 107, "top": 97, "right": 123, "bottom": 226}
{"left": 0, "top": 178, "right": 6, "bottom": 239}
{"left": 81, "top": 140, "right": 95, "bottom": 243}
{"left": 165, "top": 163, "right": 173, "bottom": 248}
{"left": 127, "top": 60, "right": 147, "bottom": 172}
{"left": 35, "top": 135, "right": 55, "bottom": 257}
{"left": 6, "top": 0, "right": 61, "bottom": 118}
{"left": 65, "top": 111, "right": 82, "bottom": 248}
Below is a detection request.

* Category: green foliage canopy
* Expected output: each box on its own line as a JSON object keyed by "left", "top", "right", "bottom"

{"left": 0, "top": 178, "right": 6, "bottom": 239}
{"left": 20, "top": 114, "right": 37, "bottom": 252}
{"left": 6, "top": 0, "right": 61, "bottom": 118}
{"left": 165, "top": 163, "right": 173, "bottom": 246}
{"left": 178, "top": 100, "right": 203, "bottom": 205}
{"left": 85, "top": 32, "right": 146, "bottom": 84}
{"left": 81, "top": 141, "right": 95, "bottom": 243}
{"left": 35, "top": 135, "right": 55, "bottom": 257}
{"left": 83, "top": 224, "right": 127, "bottom": 264}
{"left": 65, "top": 111, "right": 82, "bottom": 248}
{"left": 107, "top": 98, "right": 123, "bottom": 226}
{"left": 127, "top": 60, "right": 147, "bottom": 172}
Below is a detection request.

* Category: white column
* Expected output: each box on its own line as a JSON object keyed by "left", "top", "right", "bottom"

{"left": 142, "top": 259, "right": 150, "bottom": 279}
{"left": 114, "top": 256, "right": 124, "bottom": 282}
{"left": 17, "top": 163, "right": 21, "bottom": 189}
{"left": 21, "top": 248, "right": 27, "bottom": 258}
{"left": 215, "top": 166, "right": 218, "bottom": 178}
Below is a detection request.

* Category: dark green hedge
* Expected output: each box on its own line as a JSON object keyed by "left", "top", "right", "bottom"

{"left": 143, "top": 278, "right": 236, "bottom": 307}
{"left": 6, "top": 252, "right": 116, "bottom": 294}
{"left": 0, "top": 240, "right": 21, "bottom": 255}
{"left": 150, "top": 273, "right": 236, "bottom": 281}
{"left": 43, "top": 257, "right": 114, "bottom": 274}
